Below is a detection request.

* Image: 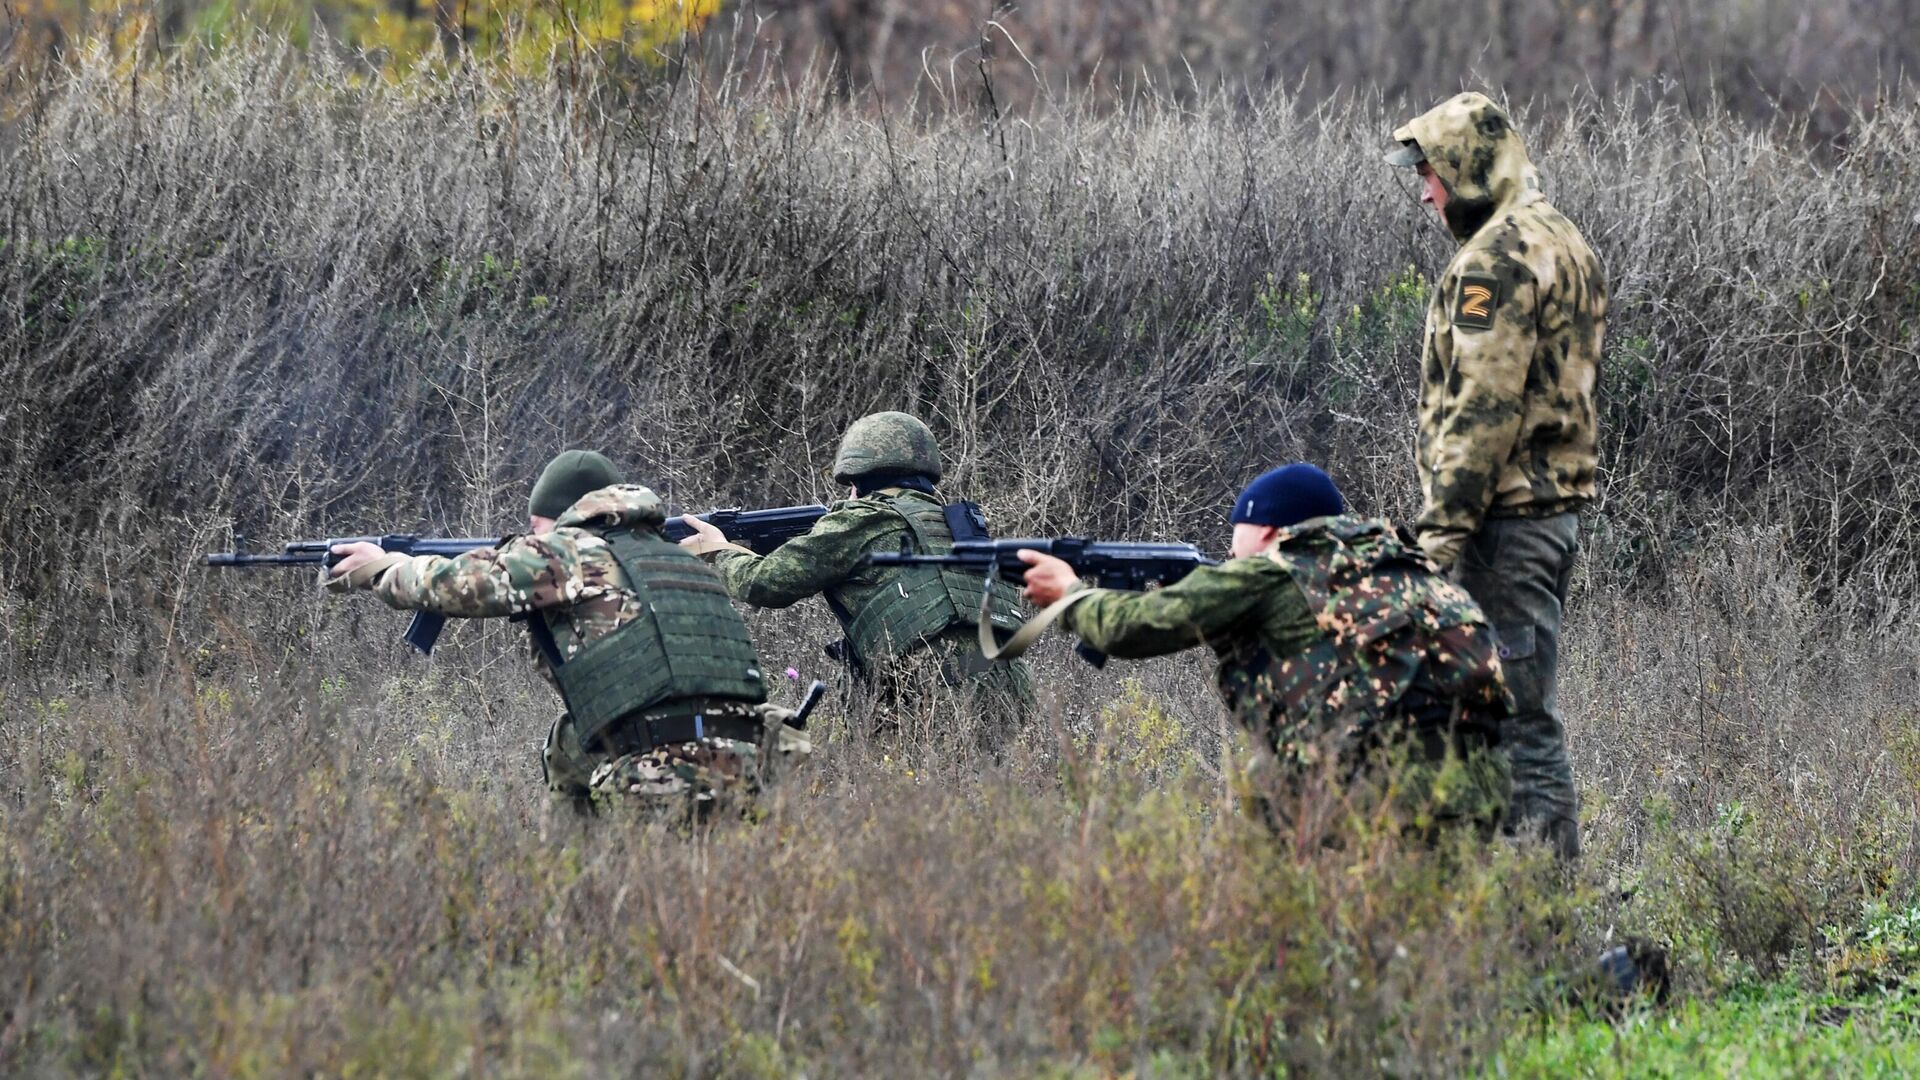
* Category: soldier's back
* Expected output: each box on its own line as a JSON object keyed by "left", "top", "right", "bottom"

{"left": 532, "top": 490, "right": 784, "bottom": 820}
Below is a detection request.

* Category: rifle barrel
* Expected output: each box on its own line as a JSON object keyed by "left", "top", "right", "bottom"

{"left": 205, "top": 535, "right": 502, "bottom": 569}
{"left": 204, "top": 504, "right": 829, "bottom": 571}
{"left": 203, "top": 551, "right": 327, "bottom": 567}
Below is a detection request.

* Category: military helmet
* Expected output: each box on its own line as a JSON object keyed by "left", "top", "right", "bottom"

{"left": 831, "top": 411, "right": 943, "bottom": 485}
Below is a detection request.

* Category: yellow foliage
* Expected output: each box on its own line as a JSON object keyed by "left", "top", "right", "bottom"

{"left": 10, "top": 0, "right": 723, "bottom": 73}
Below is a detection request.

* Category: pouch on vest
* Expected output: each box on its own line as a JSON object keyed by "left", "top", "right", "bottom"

{"left": 840, "top": 495, "right": 1022, "bottom": 662}
{"left": 532, "top": 530, "right": 767, "bottom": 750}
{"left": 943, "top": 501, "right": 991, "bottom": 542}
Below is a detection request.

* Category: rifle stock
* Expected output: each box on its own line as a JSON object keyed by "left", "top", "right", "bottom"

{"left": 661, "top": 504, "right": 829, "bottom": 554}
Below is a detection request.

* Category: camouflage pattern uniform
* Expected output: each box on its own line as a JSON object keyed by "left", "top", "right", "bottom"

{"left": 692, "top": 411, "right": 1034, "bottom": 736}
{"left": 700, "top": 489, "right": 1036, "bottom": 729}
{"left": 1059, "top": 515, "right": 1511, "bottom": 834}
{"left": 341, "top": 485, "right": 804, "bottom": 821}
{"left": 1392, "top": 92, "right": 1605, "bottom": 860}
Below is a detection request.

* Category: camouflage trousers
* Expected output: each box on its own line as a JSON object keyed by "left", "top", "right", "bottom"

{"left": 1454, "top": 512, "right": 1582, "bottom": 861}
{"left": 543, "top": 700, "right": 812, "bottom": 824}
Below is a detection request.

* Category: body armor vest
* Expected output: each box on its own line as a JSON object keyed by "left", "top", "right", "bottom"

{"left": 1223, "top": 517, "right": 1507, "bottom": 751}
{"left": 838, "top": 494, "right": 1023, "bottom": 662}
{"left": 540, "top": 529, "right": 767, "bottom": 750}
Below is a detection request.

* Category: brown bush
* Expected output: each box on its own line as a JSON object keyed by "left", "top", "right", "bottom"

{"left": 0, "top": 44, "right": 1914, "bottom": 668}
{"left": 727, "top": 0, "right": 1915, "bottom": 141}
{"left": 0, "top": 38, "right": 1917, "bottom": 1075}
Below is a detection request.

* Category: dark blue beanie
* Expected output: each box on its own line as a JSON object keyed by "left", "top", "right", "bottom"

{"left": 1230, "top": 463, "right": 1346, "bottom": 527}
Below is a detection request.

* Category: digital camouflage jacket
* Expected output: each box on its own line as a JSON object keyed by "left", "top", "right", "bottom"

{"left": 1396, "top": 92, "right": 1606, "bottom": 567}
{"left": 702, "top": 489, "right": 1033, "bottom": 706}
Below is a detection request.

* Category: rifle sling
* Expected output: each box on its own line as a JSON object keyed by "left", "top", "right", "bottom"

{"left": 976, "top": 580, "right": 1098, "bottom": 661}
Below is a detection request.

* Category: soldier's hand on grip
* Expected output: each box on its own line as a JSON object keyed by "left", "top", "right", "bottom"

{"left": 1018, "top": 549, "right": 1080, "bottom": 605}
{"left": 324, "top": 541, "right": 399, "bottom": 593}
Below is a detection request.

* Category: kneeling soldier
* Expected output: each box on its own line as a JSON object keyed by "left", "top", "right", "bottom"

{"left": 677, "top": 411, "right": 1035, "bottom": 733}
{"left": 1019, "top": 463, "right": 1511, "bottom": 836}
{"left": 326, "top": 449, "right": 806, "bottom": 821}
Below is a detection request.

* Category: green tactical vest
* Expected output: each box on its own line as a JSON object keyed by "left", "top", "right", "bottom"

{"left": 839, "top": 494, "right": 1024, "bottom": 662}
{"left": 1221, "top": 516, "right": 1507, "bottom": 756}
{"left": 540, "top": 529, "right": 767, "bottom": 750}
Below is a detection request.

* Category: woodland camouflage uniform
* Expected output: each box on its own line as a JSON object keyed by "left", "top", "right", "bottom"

{"left": 693, "top": 413, "right": 1035, "bottom": 734}
{"left": 336, "top": 484, "right": 805, "bottom": 822}
{"left": 1058, "top": 515, "right": 1512, "bottom": 835}
{"left": 1391, "top": 91, "right": 1606, "bottom": 859}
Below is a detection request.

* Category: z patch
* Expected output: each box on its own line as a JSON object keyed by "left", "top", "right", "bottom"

{"left": 1453, "top": 273, "right": 1501, "bottom": 331}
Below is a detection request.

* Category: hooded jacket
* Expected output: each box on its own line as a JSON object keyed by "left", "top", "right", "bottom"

{"left": 1394, "top": 93, "right": 1606, "bottom": 567}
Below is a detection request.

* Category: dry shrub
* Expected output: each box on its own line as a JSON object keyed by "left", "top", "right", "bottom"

{"left": 714, "top": 0, "right": 1914, "bottom": 141}
{"left": 0, "top": 45, "right": 1915, "bottom": 672}
{"left": 1569, "top": 528, "right": 1920, "bottom": 994}
{"left": 1, "top": 663, "right": 1576, "bottom": 1076}
{"left": 2, "top": 530, "right": 1915, "bottom": 1073}
{"left": 0, "top": 35, "right": 1917, "bottom": 1075}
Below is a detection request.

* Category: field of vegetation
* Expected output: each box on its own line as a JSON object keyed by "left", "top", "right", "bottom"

{"left": 1, "top": 20, "right": 1917, "bottom": 1076}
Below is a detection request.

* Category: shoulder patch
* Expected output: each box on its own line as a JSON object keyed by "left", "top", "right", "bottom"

{"left": 1453, "top": 273, "right": 1501, "bottom": 331}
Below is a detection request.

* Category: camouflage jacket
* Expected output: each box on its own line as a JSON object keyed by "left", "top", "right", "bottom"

{"left": 1061, "top": 515, "right": 1508, "bottom": 764}
{"left": 366, "top": 485, "right": 668, "bottom": 675}
{"left": 1057, "top": 544, "right": 1319, "bottom": 747}
{"left": 355, "top": 484, "right": 779, "bottom": 808}
{"left": 1396, "top": 92, "right": 1606, "bottom": 567}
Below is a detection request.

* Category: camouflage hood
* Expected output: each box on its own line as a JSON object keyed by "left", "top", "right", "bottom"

{"left": 554, "top": 484, "right": 668, "bottom": 532}
{"left": 1394, "top": 92, "right": 1542, "bottom": 243}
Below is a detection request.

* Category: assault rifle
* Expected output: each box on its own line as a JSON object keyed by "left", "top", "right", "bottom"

{"left": 205, "top": 533, "right": 503, "bottom": 654}
{"left": 864, "top": 536, "right": 1216, "bottom": 667}
{"left": 865, "top": 536, "right": 1215, "bottom": 591}
{"left": 660, "top": 503, "right": 828, "bottom": 548}
{"left": 204, "top": 503, "right": 829, "bottom": 654}
{"left": 205, "top": 534, "right": 500, "bottom": 570}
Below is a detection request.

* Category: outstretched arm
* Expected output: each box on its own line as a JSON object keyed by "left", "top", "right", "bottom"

{"left": 328, "top": 534, "right": 593, "bottom": 618}
{"left": 689, "top": 509, "right": 882, "bottom": 608}
{"left": 1051, "top": 560, "right": 1278, "bottom": 660}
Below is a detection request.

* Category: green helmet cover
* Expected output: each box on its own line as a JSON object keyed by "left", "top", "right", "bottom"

{"left": 832, "top": 412, "right": 944, "bottom": 484}
{"left": 530, "top": 449, "right": 624, "bottom": 519}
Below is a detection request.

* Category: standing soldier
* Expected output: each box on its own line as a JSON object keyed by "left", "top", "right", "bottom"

{"left": 325, "top": 450, "right": 807, "bottom": 820}
{"left": 1385, "top": 92, "right": 1605, "bottom": 861}
{"left": 677, "top": 411, "right": 1034, "bottom": 734}
{"left": 1018, "top": 463, "right": 1512, "bottom": 836}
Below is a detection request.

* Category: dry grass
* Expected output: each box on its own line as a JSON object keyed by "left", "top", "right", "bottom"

{"left": 1, "top": 40, "right": 1918, "bottom": 1076}
{"left": 3, "top": 532, "right": 1915, "bottom": 1075}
